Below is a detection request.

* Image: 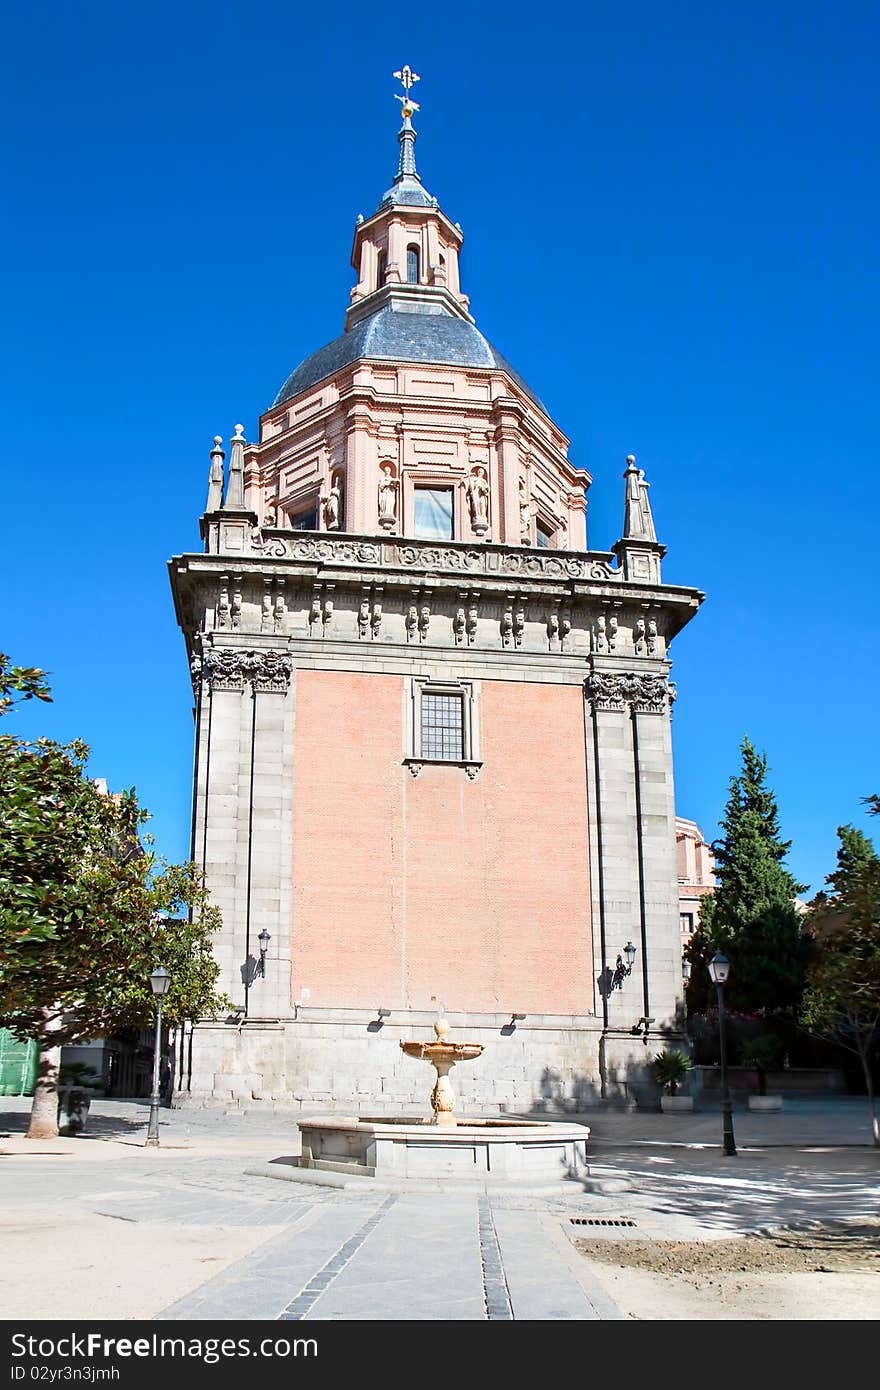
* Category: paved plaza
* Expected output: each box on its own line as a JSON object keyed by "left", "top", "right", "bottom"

{"left": 0, "top": 1097, "right": 877, "bottom": 1321}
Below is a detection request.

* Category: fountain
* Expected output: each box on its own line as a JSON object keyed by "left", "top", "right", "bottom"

{"left": 399, "top": 1014, "right": 483, "bottom": 1126}
{"left": 294, "top": 1012, "right": 590, "bottom": 1191}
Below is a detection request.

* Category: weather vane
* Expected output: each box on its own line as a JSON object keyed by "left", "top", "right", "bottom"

{"left": 393, "top": 65, "right": 420, "bottom": 120}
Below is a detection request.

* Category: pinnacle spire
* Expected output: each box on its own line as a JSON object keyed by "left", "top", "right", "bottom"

{"left": 393, "top": 64, "right": 421, "bottom": 185}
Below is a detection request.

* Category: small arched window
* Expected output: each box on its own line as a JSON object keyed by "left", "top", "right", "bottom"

{"left": 406, "top": 245, "right": 420, "bottom": 285}
{"left": 376, "top": 250, "right": 386, "bottom": 291}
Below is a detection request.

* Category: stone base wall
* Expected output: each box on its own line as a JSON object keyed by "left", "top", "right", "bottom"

{"left": 169, "top": 1012, "right": 668, "bottom": 1114}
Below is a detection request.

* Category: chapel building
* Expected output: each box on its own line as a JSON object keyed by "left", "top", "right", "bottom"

{"left": 168, "top": 71, "right": 704, "bottom": 1111}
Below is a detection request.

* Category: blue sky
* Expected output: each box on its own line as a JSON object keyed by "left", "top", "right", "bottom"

{"left": 3, "top": 2, "right": 878, "bottom": 893}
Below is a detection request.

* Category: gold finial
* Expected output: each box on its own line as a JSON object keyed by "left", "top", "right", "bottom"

{"left": 393, "top": 65, "right": 421, "bottom": 120}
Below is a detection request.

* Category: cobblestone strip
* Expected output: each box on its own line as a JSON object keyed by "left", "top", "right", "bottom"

{"left": 478, "top": 1197, "right": 514, "bottom": 1321}
{"left": 278, "top": 1196, "right": 398, "bottom": 1321}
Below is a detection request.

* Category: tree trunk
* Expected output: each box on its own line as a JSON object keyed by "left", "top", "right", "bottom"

{"left": 27, "top": 1013, "right": 62, "bottom": 1140}
{"left": 856, "top": 1038, "right": 879, "bottom": 1148}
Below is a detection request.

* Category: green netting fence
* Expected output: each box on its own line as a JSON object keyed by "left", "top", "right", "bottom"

{"left": 0, "top": 1028, "right": 38, "bottom": 1095}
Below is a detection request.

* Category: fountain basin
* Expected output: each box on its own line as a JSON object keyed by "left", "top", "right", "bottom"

{"left": 296, "top": 1115, "right": 589, "bottom": 1190}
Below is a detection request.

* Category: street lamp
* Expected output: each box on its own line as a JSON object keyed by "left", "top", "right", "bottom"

{"left": 257, "top": 929, "right": 271, "bottom": 978}
{"left": 708, "top": 951, "right": 736, "bottom": 1157}
{"left": 145, "top": 966, "right": 171, "bottom": 1147}
{"left": 610, "top": 941, "right": 637, "bottom": 991}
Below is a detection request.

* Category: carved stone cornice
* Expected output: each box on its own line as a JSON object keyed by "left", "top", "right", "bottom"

{"left": 586, "top": 672, "right": 672, "bottom": 715}
{"left": 200, "top": 648, "right": 293, "bottom": 694}
{"left": 246, "top": 531, "right": 622, "bottom": 582}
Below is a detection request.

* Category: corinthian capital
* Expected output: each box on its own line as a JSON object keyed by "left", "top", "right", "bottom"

{"left": 587, "top": 671, "right": 672, "bottom": 715}
{"left": 247, "top": 650, "right": 293, "bottom": 694}
{"left": 201, "top": 648, "right": 292, "bottom": 694}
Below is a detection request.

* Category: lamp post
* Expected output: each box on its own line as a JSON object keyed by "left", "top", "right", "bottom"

{"left": 145, "top": 966, "right": 171, "bottom": 1147}
{"left": 257, "top": 928, "right": 271, "bottom": 978}
{"left": 611, "top": 940, "right": 637, "bottom": 991}
{"left": 708, "top": 951, "right": 736, "bottom": 1157}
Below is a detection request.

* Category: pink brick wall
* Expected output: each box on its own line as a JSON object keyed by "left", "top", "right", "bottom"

{"left": 291, "top": 671, "right": 592, "bottom": 1014}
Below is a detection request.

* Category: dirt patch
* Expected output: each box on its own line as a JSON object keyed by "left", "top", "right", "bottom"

{"left": 576, "top": 1221, "right": 880, "bottom": 1275}
{"left": 575, "top": 1221, "right": 880, "bottom": 1320}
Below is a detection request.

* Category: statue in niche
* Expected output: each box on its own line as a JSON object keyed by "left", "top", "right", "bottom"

{"left": 263, "top": 502, "right": 277, "bottom": 529}
{"left": 323, "top": 481, "right": 342, "bottom": 532}
{"left": 519, "top": 478, "right": 531, "bottom": 544}
{"left": 378, "top": 464, "right": 399, "bottom": 528}
{"left": 464, "top": 466, "right": 490, "bottom": 534}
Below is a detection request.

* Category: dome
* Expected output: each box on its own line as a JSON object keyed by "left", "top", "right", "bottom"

{"left": 272, "top": 304, "right": 547, "bottom": 414}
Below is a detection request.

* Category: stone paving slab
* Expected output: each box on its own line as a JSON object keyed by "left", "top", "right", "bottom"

{"left": 493, "top": 1209, "right": 624, "bottom": 1320}
{"left": 305, "top": 1196, "right": 486, "bottom": 1321}
{"left": 156, "top": 1201, "right": 383, "bottom": 1320}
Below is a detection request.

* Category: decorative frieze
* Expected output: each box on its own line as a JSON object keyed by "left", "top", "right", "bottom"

{"left": 199, "top": 648, "right": 293, "bottom": 694}
{"left": 587, "top": 672, "right": 672, "bottom": 715}
{"left": 243, "top": 531, "right": 624, "bottom": 581}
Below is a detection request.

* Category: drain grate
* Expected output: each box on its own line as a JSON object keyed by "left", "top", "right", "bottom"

{"left": 570, "top": 1217, "right": 637, "bottom": 1227}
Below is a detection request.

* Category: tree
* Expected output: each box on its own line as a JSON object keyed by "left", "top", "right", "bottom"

{"left": 0, "top": 652, "right": 52, "bottom": 715}
{"left": 0, "top": 668, "right": 229, "bottom": 1138}
{"left": 801, "top": 819, "right": 880, "bottom": 1146}
{"left": 685, "top": 736, "right": 806, "bottom": 1016}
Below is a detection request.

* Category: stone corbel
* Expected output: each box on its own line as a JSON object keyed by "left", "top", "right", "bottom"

{"left": 261, "top": 577, "right": 273, "bottom": 633}
{"left": 217, "top": 575, "right": 230, "bottom": 630}
{"left": 500, "top": 595, "right": 514, "bottom": 648}
{"left": 513, "top": 596, "right": 525, "bottom": 648}
{"left": 273, "top": 579, "right": 286, "bottom": 634}
{"left": 371, "top": 584, "right": 383, "bottom": 639}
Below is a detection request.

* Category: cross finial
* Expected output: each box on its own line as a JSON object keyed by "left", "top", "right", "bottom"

{"left": 393, "top": 65, "right": 421, "bottom": 120}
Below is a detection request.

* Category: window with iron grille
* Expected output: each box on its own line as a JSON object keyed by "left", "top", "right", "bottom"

{"left": 420, "top": 692, "right": 464, "bottom": 761}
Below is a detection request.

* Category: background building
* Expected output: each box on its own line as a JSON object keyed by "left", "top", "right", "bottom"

{"left": 676, "top": 816, "right": 717, "bottom": 960}
{"left": 168, "top": 74, "right": 703, "bottom": 1111}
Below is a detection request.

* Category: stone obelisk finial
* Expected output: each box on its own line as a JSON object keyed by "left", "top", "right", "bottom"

{"left": 614, "top": 455, "right": 666, "bottom": 582}
{"left": 222, "top": 424, "right": 246, "bottom": 511}
{"left": 393, "top": 64, "right": 421, "bottom": 181}
{"left": 205, "top": 435, "right": 225, "bottom": 513}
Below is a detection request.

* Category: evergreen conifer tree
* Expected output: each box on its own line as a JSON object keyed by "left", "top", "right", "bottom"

{"left": 685, "top": 736, "right": 806, "bottom": 1015}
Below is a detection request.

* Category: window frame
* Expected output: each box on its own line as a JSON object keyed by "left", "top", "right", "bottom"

{"left": 288, "top": 502, "right": 319, "bottom": 532}
{"left": 404, "top": 677, "right": 481, "bottom": 779}
{"left": 413, "top": 485, "right": 455, "bottom": 541}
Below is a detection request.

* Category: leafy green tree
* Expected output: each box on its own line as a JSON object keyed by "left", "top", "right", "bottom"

{"left": 0, "top": 652, "right": 52, "bottom": 715}
{"left": 0, "top": 666, "right": 228, "bottom": 1139}
{"left": 802, "top": 818, "right": 880, "bottom": 1146}
{"left": 685, "top": 736, "right": 806, "bottom": 1016}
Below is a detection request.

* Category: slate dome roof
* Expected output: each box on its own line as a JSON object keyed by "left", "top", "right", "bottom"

{"left": 272, "top": 305, "right": 546, "bottom": 413}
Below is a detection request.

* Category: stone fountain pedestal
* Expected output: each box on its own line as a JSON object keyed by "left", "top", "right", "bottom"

{"left": 296, "top": 1114, "right": 589, "bottom": 1190}
{"left": 289, "top": 1017, "right": 589, "bottom": 1192}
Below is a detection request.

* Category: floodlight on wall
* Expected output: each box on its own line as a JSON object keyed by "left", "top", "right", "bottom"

{"left": 610, "top": 942, "right": 637, "bottom": 991}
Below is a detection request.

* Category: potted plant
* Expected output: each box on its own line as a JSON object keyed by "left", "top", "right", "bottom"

{"left": 743, "top": 1034, "right": 784, "bottom": 1111}
{"left": 651, "top": 1049, "right": 694, "bottom": 1111}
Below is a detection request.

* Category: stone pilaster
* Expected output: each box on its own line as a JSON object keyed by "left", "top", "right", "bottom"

{"left": 195, "top": 645, "right": 293, "bottom": 1012}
